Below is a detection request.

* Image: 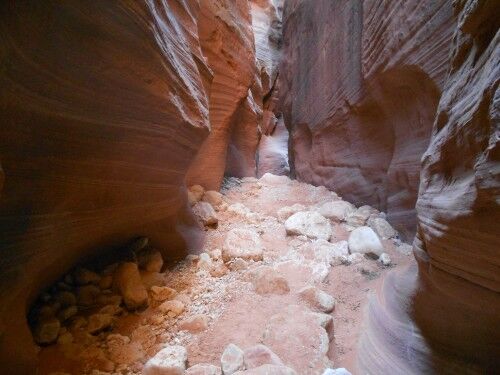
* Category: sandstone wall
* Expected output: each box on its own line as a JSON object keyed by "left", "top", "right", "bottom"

{"left": 186, "top": 0, "right": 259, "bottom": 189}
{"left": 359, "top": 0, "right": 500, "bottom": 373}
{"left": 280, "top": 0, "right": 455, "bottom": 238}
{"left": 0, "top": 1, "right": 211, "bottom": 372}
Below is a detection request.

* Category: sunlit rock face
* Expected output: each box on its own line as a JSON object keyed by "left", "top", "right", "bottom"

{"left": 280, "top": 0, "right": 455, "bottom": 239}
{"left": 0, "top": 1, "right": 210, "bottom": 372}
{"left": 251, "top": 0, "right": 289, "bottom": 178}
{"left": 186, "top": 0, "right": 259, "bottom": 189}
{"left": 359, "top": 1, "right": 500, "bottom": 373}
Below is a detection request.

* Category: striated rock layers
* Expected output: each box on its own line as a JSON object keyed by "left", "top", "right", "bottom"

{"left": 359, "top": 1, "right": 500, "bottom": 373}
{"left": 186, "top": 0, "right": 259, "bottom": 189}
{"left": 280, "top": 0, "right": 456, "bottom": 239}
{"left": 0, "top": 1, "right": 211, "bottom": 373}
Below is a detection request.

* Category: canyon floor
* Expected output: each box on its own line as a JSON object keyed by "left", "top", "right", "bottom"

{"left": 37, "top": 174, "right": 414, "bottom": 375}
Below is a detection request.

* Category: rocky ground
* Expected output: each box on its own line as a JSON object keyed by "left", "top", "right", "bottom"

{"left": 35, "top": 174, "right": 414, "bottom": 375}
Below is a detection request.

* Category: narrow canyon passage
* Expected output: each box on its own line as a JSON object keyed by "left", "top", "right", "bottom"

{"left": 0, "top": 1, "right": 499, "bottom": 375}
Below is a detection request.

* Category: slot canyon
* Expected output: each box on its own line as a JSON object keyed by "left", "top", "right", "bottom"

{"left": 0, "top": 0, "right": 498, "bottom": 374}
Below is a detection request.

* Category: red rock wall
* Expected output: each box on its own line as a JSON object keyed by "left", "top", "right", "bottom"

{"left": 280, "top": 0, "right": 455, "bottom": 238}
{"left": 359, "top": 0, "right": 500, "bottom": 373}
{"left": 186, "top": 0, "right": 259, "bottom": 189}
{"left": 0, "top": 1, "right": 211, "bottom": 372}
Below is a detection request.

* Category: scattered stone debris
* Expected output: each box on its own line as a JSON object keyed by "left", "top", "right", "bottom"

{"left": 32, "top": 174, "right": 413, "bottom": 375}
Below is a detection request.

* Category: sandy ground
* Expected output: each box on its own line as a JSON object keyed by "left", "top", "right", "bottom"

{"left": 38, "top": 174, "right": 414, "bottom": 375}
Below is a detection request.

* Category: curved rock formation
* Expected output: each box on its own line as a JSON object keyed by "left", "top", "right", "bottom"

{"left": 359, "top": 0, "right": 500, "bottom": 373}
{"left": 186, "top": 0, "right": 258, "bottom": 189}
{"left": 0, "top": 1, "right": 210, "bottom": 372}
{"left": 280, "top": 0, "right": 455, "bottom": 239}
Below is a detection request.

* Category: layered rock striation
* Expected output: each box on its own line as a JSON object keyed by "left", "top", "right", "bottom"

{"left": 0, "top": 1, "right": 211, "bottom": 372}
{"left": 359, "top": 0, "right": 500, "bottom": 373}
{"left": 280, "top": 0, "right": 455, "bottom": 238}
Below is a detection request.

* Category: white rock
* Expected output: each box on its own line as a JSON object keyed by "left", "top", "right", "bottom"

{"left": 197, "top": 253, "right": 213, "bottom": 270}
{"left": 348, "top": 226, "right": 384, "bottom": 256}
{"left": 221, "top": 343, "right": 245, "bottom": 374}
{"left": 322, "top": 368, "right": 352, "bottom": 375}
{"left": 298, "top": 286, "right": 335, "bottom": 313}
{"left": 309, "top": 239, "right": 349, "bottom": 265}
{"left": 193, "top": 202, "right": 218, "bottom": 227}
{"left": 345, "top": 206, "right": 375, "bottom": 227}
{"left": 378, "top": 253, "right": 392, "bottom": 266}
{"left": 340, "top": 253, "right": 364, "bottom": 265}
{"left": 367, "top": 217, "right": 397, "bottom": 239}
{"left": 186, "top": 364, "right": 222, "bottom": 375}
{"left": 276, "top": 204, "right": 306, "bottom": 222}
{"left": 316, "top": 201, "right": 355, "bottom": 221}
{"left": 222, "top": 228, "right": 264, "bottom": 262}
{"left": 235, "top": 364, "right": 297, "bottom": 374}
{"left": 284, "top": 211, "right": 332, "bottom": 240}
{"left": 144, "top": 345, "right": 188, "bottom": 375}
{"left": 243, "top": 344, "right": 284, "bottom": 369}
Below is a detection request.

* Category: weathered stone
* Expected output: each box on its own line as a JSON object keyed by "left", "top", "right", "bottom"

{"left": 202, "top": 190, "right": 225, "bottom": 208}
{"left": 33, "top": 318, "right": 60, "bottom": 345}
{"left": 158, "top": 300, "right": 184, "bottom": 318}
{"left": 140, "top": 271, "right": 167, "bottom": 290}
{"left": 367, "top": 217, "right": 398, "bottom": 239}
{"left": 179, "top": 314, "right": 209, "bottom": 333}
{"left": 55, "top": 291, "right": 76, "bottom": 308}
{"left": 221, "top": 343, "right": 245, "bottom": 375}
{"left": 137, "top": 248, "right": 164, "bottom": 273}
{"left": 150, "top": 286, "right": 177, "bottom": 302}
{"left": 235, "top": 364, "right": 297, "bottom": 375}
{"left": 378, "top": 253, "right": 392, "bottom": 267}
{"left": 74, "top": 268, "right": 100, "bottom": 285}
{"left": 298, "top": 286, "right": 335, "bottom": 313}
{"left": 316, "top": 201, "right": 355, "bottom": 222}
{"left": 322, "top": 369, "right": 352, "bottom": 375}
{"left": 222, "top": 228, "right": 264, "bottom": 263}
{"left": 113, "top": 262, "right": 148, "bottom": 310}
{"left": 197, "top": 253, "right": 213, "bottom": 270}
{"left": 57, "top": 306, "right": 78, "bottom": 322}
{"left": 243, "top": 344, "right": 283, "bottom": 369}
{"left": 98, "top": 274, "right": 113, "bottom": 290}
{"left": 76, "top": 285, "right": 100, "bottom": 307}
{"left": 284, "top": 211, "right": 332, "bottom": 240}
{"left": 144, "top": 345, "right": 188, "bottom": 375}
{"left": 87, "top": 313, "right": 114, "bottom": 334}
{"left": 252, "top": 267, "right": 290, "bottom": 295}
{"left": 309, "top": 239, "right": 349, "bottom": 265}
{"left": 99, "top": 304, "right": 123, "bottom": 316}
{"left": 276, "top": 204, "right": 306, "bottom": 222}
{"left": 193, "top": 202, "right": 219, "bottom": 227}
{"left": 188, "top": 185, "right": 205, "bottom": 205}
{"left": 186, "top": 364, "right": 222, "bottom": 375}
{"left": 348, "top": 226, "right": 384, "bottom": 256}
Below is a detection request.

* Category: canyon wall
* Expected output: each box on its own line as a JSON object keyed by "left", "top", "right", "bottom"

{"left": 0, "top": 1, "right": 213, "bottom": 372}
{"left": 280, "top": 0, "right": 455, "bottom": 239}
{"left": 186, "top": 0, "right": 259, "bottom": 189}
{"left": 360, "top": 1, "right": 500, "bottom": 373}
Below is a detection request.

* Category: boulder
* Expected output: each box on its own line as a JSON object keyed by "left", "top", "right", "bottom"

{"left": 378, "top": 253, "right": 392, "bottom": 267}
{"left": 222, "top": 228, "right": 264, "bottom": 263}
{"left": 276, "top": 204, "right": 306, "bottom": 222}
{"left": 188, "top": 185, "right": 205, "bottom": 205}
{"left": 76, "top": 285, "right": 100, "bottom": 307}
{"left": 367, "top": 217, "right": 397, "bottom": 239}
{"left": 309, "top": 239, "right": 349, "bottom": 265}
{"left": 144, "top": 345, "right": 188, "bottom": 375}
{"left": 284, "top": 211, "right": 332, "bottom": 240}
{"left": 179, "top": 314, "right": 209, "bottom": 333}
{"left": 221, "top": 343, "right": 245, "bottom": 374}
{"left": 298, "top": 286, "right": 335, "bottom": 313}
{"left": 33, "top": 318, "right": 60, "bottom": 345}
{"left": 74, "top": 268, "right": 100, "bottom": 285}
{"left": 87, "top": 313, "right": 114, "bottom": 334}
{"left": 316, "top": 201, "right": 355, "bottom": 222}
{"left": 243, "top": 344, "right": 284, "bottom": 369}
{"left": 235, "top": 365, "right": 297, "bottom": 375}
{"left": 158, "top": 300, "right": 185, "bottom": 318}
{"left": 348, "top": 226, "right": 384, "bottom": 256}
{"left": 113, "top": 262, "right": 149, "bottom": 310}
{"left": 137, "top": 248, "right": 164, "bottom": 273}
{"left": 202, "top": 190, "right": 225, "bottom": 208}
{"left": 150, "top": 286, "right": 178, "bottom": 302}
{"left": 186, "top": 364, "right": 222, "bottom": 375}
{"left": 193, "top": 202, "right": 219, "bottom": 227}
{"left": 252, "top": 267, "right": 290, "bottom": 295}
